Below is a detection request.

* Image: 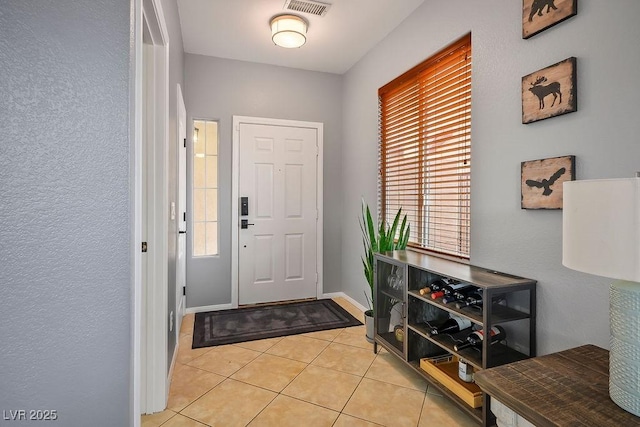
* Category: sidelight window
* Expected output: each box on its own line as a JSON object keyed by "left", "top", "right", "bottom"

{"left": 193, "top": 120, "right": 219, "bottom": 256}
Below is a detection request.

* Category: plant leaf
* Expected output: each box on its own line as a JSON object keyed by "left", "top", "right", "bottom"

{"left": 365, "top": 204, "right": 377, "bottom": 253}
{"left": 400, "top": 223, "right": 410, "bottom": 248}
{"left": 396, "top": 214, "right": 408, "bottom": 249}
{"left": 387, "top": 208, "right": 401, "bottom": 250}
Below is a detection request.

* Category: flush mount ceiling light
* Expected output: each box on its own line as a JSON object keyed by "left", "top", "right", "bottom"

{"left": 270, "top": 14, "right": 307, "bottom": 48}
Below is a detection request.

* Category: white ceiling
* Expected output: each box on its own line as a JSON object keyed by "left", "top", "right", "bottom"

{"left": 177, "top": 0, "right": 425, "bottom": 75}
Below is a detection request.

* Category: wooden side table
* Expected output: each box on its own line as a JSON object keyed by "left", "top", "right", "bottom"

{"left": 474, "top": 344, "right": 640, "bottom": 427}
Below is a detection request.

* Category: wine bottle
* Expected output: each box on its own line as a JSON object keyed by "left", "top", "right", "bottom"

{"left": 419, "top": 278, "right": 447, "bottom": 295}
{"left": 431, "top": 283, "right": 471, "bottom": 300}
{"left": 453, "top": 325, "right": 506, "bottom": 351}
{"left": 455, "top": 290, "right": 484, "bottom": 309}
{"left": 429, "top": 314, "right": 472, "bottom": 335}
{"left": 442, "top": 286, "right": 477, "bottom": 304}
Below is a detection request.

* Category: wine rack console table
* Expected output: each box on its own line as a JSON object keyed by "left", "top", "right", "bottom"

{"left": 474, "top": 344, "right": 640, "bottom": 427}
{"left": 373, "top": 250, "right": 536, "bottom": 426}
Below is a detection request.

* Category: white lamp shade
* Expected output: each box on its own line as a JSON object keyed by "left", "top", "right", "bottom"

{"left": 562, "top": 177, "right": 640, "bottom": 282}
{"left": 271, "top": 15, "right": 307, "bottom": 48}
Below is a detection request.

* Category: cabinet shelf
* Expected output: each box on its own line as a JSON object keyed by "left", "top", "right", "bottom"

{"left": 409, "top": 322, "right": 481, "bottom": 369}
{"left": 408, "top": 322, "right": 530, "bottom": 370}
{"left": 408, "top": 290, "right": 531, "bottom": 325}
{"left": 380, "top": 288, "right": 403, "bottom": 301}
{"left": 376, "top": 332, "right": 403, "bottom": 356}
{"left": 407, "top": 359, "right": 483, "bottom": 423}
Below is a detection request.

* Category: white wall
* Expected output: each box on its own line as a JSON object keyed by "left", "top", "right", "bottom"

{"left": 159, "top": 0, "right": 185, "bottom": 372}
{"left": 341, "top": 0, "right": 640, "bottom": 355}
{"left": 184, "top": 54, "right": 343, "bottom": 307}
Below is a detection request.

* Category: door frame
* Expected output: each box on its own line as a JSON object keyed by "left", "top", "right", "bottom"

{"left": 175, "top": 83, "right": 187, "bottom": 340}
{"left": 231, "top": 116, "right": 323, "bottom": 308}
{"left": 132, "top": 0, "right": 170, "bottom": 420}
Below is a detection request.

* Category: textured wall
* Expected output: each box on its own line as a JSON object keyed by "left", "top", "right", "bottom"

{"left": 341, "top": 0, "right": 640, "bottom": 355}
{"left": 184, "top": 54, "right": 343, "bottom": 308}
{"left": 0, "top": 1, "right": 131, "bottom": 425}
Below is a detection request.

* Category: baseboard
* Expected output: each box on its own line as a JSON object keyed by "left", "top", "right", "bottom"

{"left": 321, "top": 292, "right": 368, "bottom": 313}
{"left": 185, "top": 302, "right": 234, "bottom": 314}
{"left": 166, "top": 339, "right": 178, "bottom": 404}
{"left": 177, "top": 296, "right": 185, "bottom": 317}
{"left": 176, "top": 296, "right": 184, "bottom": 339}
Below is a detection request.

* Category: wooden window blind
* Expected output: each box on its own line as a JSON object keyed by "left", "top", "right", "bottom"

{"left": 378, "top": 34, "right": 471, "bottom": 258}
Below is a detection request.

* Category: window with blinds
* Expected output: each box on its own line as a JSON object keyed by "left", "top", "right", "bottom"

{"left": 378, "top": 33, "right": 471, "bottom": 258}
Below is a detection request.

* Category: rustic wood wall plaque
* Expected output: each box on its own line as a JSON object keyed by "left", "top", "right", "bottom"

{"left": 522, "top": 0, "right": 577, "bottom": 39}
{"left": 521, "top": 155, "right": 575, "bottom": 209}
{"left": 522, "top": 57, "right": 576, "bottom": 124}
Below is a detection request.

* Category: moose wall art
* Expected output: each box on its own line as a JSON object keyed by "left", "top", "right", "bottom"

{"left": 521, "top": 155, "right": 575, "bottom": 209}
{"left": 522, "top": 0, "right": 577, "bottom": 39}
{"left": 522, "top": 57, "right": 576, "bottom": 124}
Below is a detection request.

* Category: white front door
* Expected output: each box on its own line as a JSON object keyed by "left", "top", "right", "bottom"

{"left": 238, "top": 123, "right": 318, "bottom": 305}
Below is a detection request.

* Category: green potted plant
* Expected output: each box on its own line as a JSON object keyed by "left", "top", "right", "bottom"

{"left": 360, "top": 199, "right": 409, "bottom": 343}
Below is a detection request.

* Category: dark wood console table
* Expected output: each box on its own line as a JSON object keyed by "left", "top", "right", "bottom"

{"left": 474, "top": 344, "right": 640, "bottom": 426}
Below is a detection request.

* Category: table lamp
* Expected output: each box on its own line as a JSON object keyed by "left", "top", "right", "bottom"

{"left": 563, "top": 175, "right": 640, "bottom": 416}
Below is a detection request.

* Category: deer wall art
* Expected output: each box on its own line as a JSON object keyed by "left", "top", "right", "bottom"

{"left": 529, "top": 76, "right": 562, "bottom": 110}
{"left": 522, "top": 57, "right": 576, "bottom": 124}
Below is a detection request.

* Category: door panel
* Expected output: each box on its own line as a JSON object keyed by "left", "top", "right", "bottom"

{"left": 285, "top": 164, "right": 303, "bottom": 217}
{"left": 285, "top": 234, "right": 304, "bottom": 279}
{"left": 254, "top": 235, "right": 275, "bottom": 282}
{"left": 238, "top": 123, "right": 317, "bottom": 305}
{"left": 255, "top": 164, "right": 274, "bottom": 218}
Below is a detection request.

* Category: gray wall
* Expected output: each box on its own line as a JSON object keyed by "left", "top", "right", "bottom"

{"left": 159, "top": 0, "right": 185, "bottom": 373}
{"left": 0, "top": 1, "right": 132, "bottom": 425}
{"left": 3, "top": 2, "right": 636, "bottom": 420}
{"left": 341, "top": 0, "right": 640, "bottom": 355}
{"left": 184, "top": 54, "right": 343, "bottom": 307}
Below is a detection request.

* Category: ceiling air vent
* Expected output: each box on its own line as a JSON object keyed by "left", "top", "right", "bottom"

{"left": 283, "top": 0, "right": 331, "bottom": 17}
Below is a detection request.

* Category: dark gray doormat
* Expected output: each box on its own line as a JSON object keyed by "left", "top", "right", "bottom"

{"left": 192, "top": 299, "right": 362, "bottom": 348}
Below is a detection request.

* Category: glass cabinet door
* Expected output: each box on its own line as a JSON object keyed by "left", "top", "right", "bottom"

{"left": 374, "top": 256, "right": 406, "bottom": 356}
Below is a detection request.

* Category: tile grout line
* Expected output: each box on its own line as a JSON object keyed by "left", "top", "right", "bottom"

{"left": 165, "top": 301, "right": 412, "bottom": 426}
{"left": 160, "top": 410, "right": 211, "bottom": 427}
{"left": 150, "top": 409, "right": 177, "bottom": 427}
{"left": 246, "top": 332, "right": 317, "bottom": 427}
{"left": 241, "top": 386, "right": 280, "bottom": 427}
{"left": 262, "top": 335, "right": 334, "bottom": 365}
{"left": 182, "top": 334, "right": 308, "bottom": 425}
{"left": 416, "top": 388, "right": 429, "bottom": 427}
{"left": 336, "top": 371, "right": 366, "bottom": 422}
{"left": 169, "top": 374, "right": 224, "bottom": 417}
{"left": 172, "top": 332, "right": 260, "bottom": 423}
{"left": 332, "top": 346, "right": 380, "bottom": 425}
{"left": 236, "top": 329, "right": 380, "bottom": 426}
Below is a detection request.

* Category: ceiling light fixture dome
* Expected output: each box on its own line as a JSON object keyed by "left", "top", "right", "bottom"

{"left": 270, "top": 14, "right": 307, "bottom": 48}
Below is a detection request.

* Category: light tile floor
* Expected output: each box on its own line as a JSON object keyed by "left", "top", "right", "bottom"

{"left": 142, "top": 298, "right": 478, "bottom": 427}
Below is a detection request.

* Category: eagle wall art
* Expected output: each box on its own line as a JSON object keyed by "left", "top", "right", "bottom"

{"left": 521, "top": 155, "right": 575, "bottom": 209}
